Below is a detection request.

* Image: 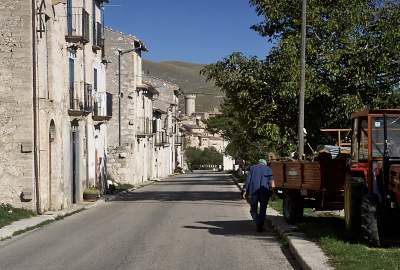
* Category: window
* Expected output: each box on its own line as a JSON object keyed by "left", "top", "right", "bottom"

{"left": 358, "top": 118, "right": 368, "bottom": 160}
{"left": 67, "top": 0, "right": 73, "bottom": 35}
{"left": 372, "top": 116, "right": 400, "bottom": 158}
{"left": 93, "top": 68, "right": 98, "bottom": 90}
{"left": 92, "top": 1, "right": 97, "bottom": 44}
{"left": 69, "top": 58, "right": 75, "bottom": 109}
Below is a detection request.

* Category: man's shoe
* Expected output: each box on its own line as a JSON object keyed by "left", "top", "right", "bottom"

{"left": 257, "top": 227, "right": 266, "bottom": 232}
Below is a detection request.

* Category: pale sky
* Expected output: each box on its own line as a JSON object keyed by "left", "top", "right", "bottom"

{"left": 103, "top": 0, "right": 273, "bottom": 64}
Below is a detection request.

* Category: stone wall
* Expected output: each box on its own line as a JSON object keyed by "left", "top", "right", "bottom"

{"left": 0, "top": 0, "right": 36, "bottom": 209}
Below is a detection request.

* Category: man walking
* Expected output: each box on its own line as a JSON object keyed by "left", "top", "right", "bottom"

{"left": 243, "top": 159, "right": 275, "bottom": 232}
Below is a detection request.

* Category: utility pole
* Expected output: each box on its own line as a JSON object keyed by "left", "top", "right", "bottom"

{"left": 298, "top": 0, "right": 307, "bottom": 160}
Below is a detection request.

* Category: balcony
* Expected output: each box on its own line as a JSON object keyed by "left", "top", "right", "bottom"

{"left": 92, "top": 22, "right": 103, "bottom": 51}
{"left": 155, "top": 131, "right": 169, "bottom": 146}
{"left": 175, "top": 135, "right": 183, "bottom": 146}
{"left": 137, "top": 117, "right": 153, "bottom": 137}
{"left": 93, "top": 92, "right": 112, "bottom": 121}
{"left": 66, "top": 7, "right": 90, "bottom": 45}
{"left": 68, "top": 83, "right": 93, "bottom": 116}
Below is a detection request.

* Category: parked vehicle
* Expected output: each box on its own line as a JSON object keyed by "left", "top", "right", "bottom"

{"left": 271, "top": 109, "right": 400, "bottom": 246}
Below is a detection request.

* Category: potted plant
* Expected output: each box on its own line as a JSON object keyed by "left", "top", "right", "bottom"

{"left": 83, "top": 185, "right": 100, "bottom": 201}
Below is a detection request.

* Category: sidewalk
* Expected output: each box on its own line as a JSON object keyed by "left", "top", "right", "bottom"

{"left": 0, "top": 180, "right": 160, "bottom": 240}
{"left": 232, "top": 175, "right": 334, "bottom": 270}
{"left": 0, "top": 197, "right": 107, "bottom": 240}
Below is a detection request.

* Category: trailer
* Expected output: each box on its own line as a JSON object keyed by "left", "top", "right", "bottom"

{"left": 270, "top": 159, "right": 347, "bottom": 223}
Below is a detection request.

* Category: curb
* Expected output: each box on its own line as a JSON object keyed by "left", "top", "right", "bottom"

{"left": 0, "top": 199, "right": 106, "bottom": 240}
{"left": 231, "top": 174, "right": 334, "bottom": 270}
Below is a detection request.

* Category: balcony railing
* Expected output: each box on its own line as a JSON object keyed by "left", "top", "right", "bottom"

{"left": 66, "top": 7, "right": 90, "bottom": 44}
{"left": 137, "top": 117, "right": 153, "bottom": 136}
{"left": 155, "top": 131, "right": 169, "bottom": 146}
{"left": 68, "top": 83, "right": 93, "bottom": 116}
{"left": 93, "top": 22, "right": 103, "bottom": 50}
{"left": 93, "top": 92, "right": 112, "bottom": 121}
{"left": 175, "top": 135, "right": 183, "bottom": 146}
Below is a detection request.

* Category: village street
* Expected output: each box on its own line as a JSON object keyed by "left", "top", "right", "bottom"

{"left": 0, "top": 171, "right": 299, "bottom": 270}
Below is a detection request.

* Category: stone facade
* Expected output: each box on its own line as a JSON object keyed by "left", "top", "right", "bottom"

{"left": 0, "top": 0, "right": 111, "bottom": 211}
{"left": 104, "top": 28, "right": 184, "bottom": 185}
{"left": 144, "top": 75, "right": 183, "bottom": 177}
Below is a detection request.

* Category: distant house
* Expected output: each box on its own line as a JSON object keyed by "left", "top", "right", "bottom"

{"left": 144, "top": 75, "right": 184, "bottom": 177}
{"left": 0, "top": 0, "right": 111, "bottom": 211}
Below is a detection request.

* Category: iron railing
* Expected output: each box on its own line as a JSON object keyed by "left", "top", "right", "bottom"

{"left": 175, "top": 135, "right": 183, "bottom": 145}
{"left": 155, "top": 131, "right": 169, "bottom": 146}
{"left": 137, "top": 117, "right": 153, "bottom": 135}
{"left": 68, "top": 83, "right": 93, "bottom": 115}
{"left": 93, "top": 92, "right": 113, "bottom": 120}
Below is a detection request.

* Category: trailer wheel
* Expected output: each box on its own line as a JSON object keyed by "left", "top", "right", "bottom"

{"left": 283, "top": 191, "right": 303, "bottom": 224}
{"left": 361, "top": 194, "right": 380, "bottom": 247}
{"left": 344, "top": 176, "right": 367, "bottom": 232}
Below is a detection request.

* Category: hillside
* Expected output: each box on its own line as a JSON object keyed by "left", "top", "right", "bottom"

{"left": 142, "top": 60, "right": 225, "bottom": 113}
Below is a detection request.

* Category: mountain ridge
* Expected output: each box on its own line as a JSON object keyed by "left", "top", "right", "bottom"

{"left": 143, "top": 59, "right": 224, "bottom": 113}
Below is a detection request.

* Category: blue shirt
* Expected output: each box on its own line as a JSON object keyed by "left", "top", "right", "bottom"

{"left": 244, "top": 163, "right": 275, "bottom": 195}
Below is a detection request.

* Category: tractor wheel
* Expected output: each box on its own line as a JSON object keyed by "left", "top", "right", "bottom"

{"left": 344, "top": 176, "right": 367, "bottom": 232}
{"left": 283, "top": 191, "right": 303, "bottom": 224}
{"left": 361, "top": 194, "right": 380, "bottom": 247}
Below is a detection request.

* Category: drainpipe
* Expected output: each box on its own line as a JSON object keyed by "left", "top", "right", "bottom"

{"left": 32, "top": 0, "right": 42, "bottom": 214}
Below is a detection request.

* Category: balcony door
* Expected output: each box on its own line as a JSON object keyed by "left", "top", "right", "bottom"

{"left": 67, "top": 0, "right": 73, "bottom": 35}
{"left": 69, "top": 56, "right": 75, "bottom": 109}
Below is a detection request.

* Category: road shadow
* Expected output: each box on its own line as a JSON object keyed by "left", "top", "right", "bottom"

{"left": 183, "top": 219, "right": 300, "bottom": 269}
{"left": 110, "top": 189, "right": 243, "bottom": 202}
{"left": 183, "top": 220, "right": 261, "bottom": 237}
{"left": 110, "top": 172, "right": 243, "bottom": 203}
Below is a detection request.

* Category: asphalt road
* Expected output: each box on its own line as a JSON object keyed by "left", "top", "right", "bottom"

{"left": 0, "top": 171, "right": 300, "bottom": 270}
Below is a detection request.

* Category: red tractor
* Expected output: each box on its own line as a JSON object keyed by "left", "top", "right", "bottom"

{"left": 345, "top": 109, "right": 400, "bottom": 246}
{"left": 271, "top": 109, "right": 400, "bottom": 246}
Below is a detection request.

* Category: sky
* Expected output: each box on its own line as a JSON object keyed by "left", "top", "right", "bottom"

{"left": 103, "top": 0, "right": 274, "bottom": 64}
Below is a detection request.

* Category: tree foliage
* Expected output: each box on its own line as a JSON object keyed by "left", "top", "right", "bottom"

{"left": 184, "top": 147, "right": 223, "bottom": 169}
{"left": 201, "top": 0, "right": 400, "bottom": 157}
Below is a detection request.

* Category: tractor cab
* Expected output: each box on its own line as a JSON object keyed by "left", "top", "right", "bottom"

{"left": 350, "top": 109, "right": 400, "bottom": 207}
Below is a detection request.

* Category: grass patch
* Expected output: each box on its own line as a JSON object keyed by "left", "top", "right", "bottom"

{"left": 11, "top": 208, "right": 87, "bottom": 238}
{"left": 296, "top": 215, "right": 400, "bottom": 270}
{"left": 0, "top": 204, "right": 37, "bottom": 229}
{"left": 269, "top": 198, "right": 283, "bottom": 214}
{"left": 268, "top": 198, "right": 400, "bottom": 269}
{"left": 116, "top": 183, "right": 134, "bottom": 191}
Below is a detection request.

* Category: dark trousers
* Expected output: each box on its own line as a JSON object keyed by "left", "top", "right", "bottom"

{"left": 249, "top": 187, "right": 271, "bottom": 229}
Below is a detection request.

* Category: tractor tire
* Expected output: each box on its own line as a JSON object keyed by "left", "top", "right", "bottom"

{"left": 361, "top": 194, "right": 380, "bottom": 247}
{"left": 283, "top": 191, "right": 304, "bottom": 224}
{"left": 344, "top": 176, "right": 367, "bottom": 232}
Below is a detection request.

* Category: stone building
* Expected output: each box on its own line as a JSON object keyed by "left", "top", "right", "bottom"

{"left": 144, "top": 76, "right": 184, "bottom": 178}
{"left": 104, "top": 28, "right": 184, "bottom": 185}
{"left": 0, "top": 0, "right": 111, "bottom": 211}
{"left": 104, "top": 27, "right": 150, "bottom": 185}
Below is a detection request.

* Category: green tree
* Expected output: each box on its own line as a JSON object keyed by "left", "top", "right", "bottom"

{"left": 184, "top": 147, "right": 223, "bottom": 169}
{"left": 203, "top": 101, "right": 280, "bottom": 163}
{"left": 201, "top": 0, "right": 400, "bottom": 156}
